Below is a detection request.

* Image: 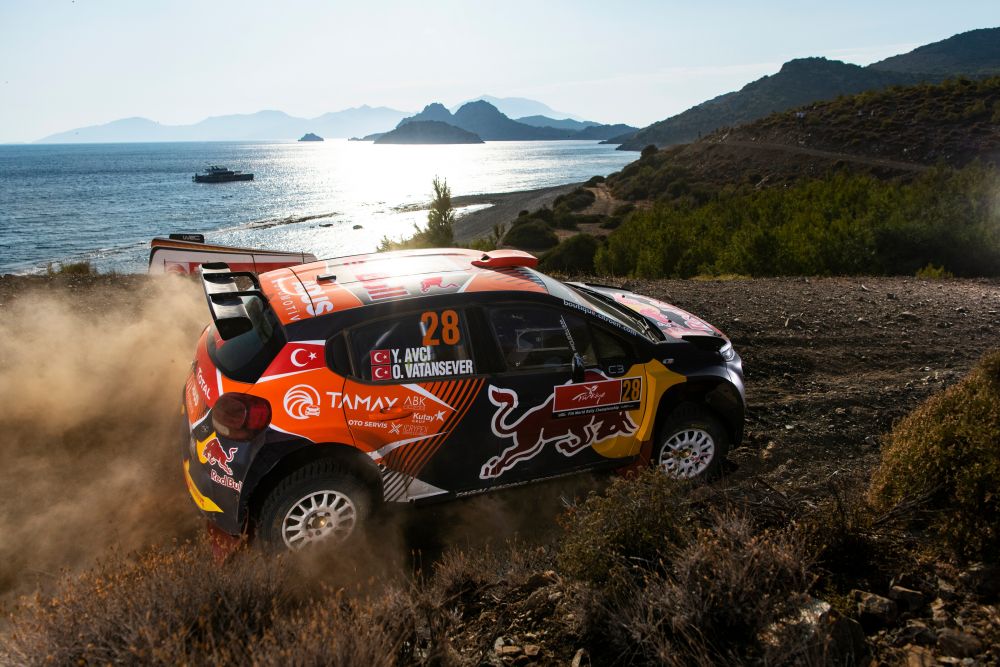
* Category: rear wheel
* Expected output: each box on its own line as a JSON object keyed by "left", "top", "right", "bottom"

{"left": 654, "top": 403, "right": 728, "bottom": 480}
{"left": 257, "top": 460, "right": 373, "bottom": 551}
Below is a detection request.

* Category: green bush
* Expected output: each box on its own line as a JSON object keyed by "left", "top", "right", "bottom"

{"left": 915, "top": 263, "right": 954, "bottom": 279}
{"left": 867, "top": 351, "right": 1000, "bottom": 561}
{"left": 553, "top": 188, "right": 596, "bottom": 212}
{"left": 503, "top": 220, "right": 558, "bottom": 250}
{"left": 558, "top": 469, "right": 693, "bottom": 584}
{"left": 539, "top": 234, "right": 599, "bottom": 273}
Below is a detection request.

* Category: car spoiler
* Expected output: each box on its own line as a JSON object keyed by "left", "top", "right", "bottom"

{"left": 201, "top": 263, "right": 267, "bottom": 340}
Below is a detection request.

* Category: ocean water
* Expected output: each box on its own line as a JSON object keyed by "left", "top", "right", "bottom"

{"left": 0, "top": 140, "right": 635, "bottom": 274}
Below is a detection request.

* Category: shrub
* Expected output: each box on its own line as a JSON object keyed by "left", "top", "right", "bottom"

{"left": 867, "top": 351, "right": 1000, "bottom": 561}
{"left": 915, "top": 262, "right": 954, "bottom": 279}
{"left": 558, "top": 469, "right": 693, "bottom": 584}
{"left": 553, "top": 187, "right": 596, "bottom": 212}
{"left": 503, "top": 220, "right": 558, "bottom": 250}
{"left": 46, "top": 260, "right": 96, "bottom": 276}
{"left": 539, "top": 234, "right": 599, "bottom": 274}
{"left": 602, "top": 512, "right": 819, "bottom": 666}
{"left": 641, "top": 144, "right": 658, "bottom": 159}
{"left": 585, "top": 175, "right": 606, "bottom": 186}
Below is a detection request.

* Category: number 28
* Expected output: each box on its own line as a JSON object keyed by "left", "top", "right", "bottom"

{"left": 421, "top": 310, "right": 460, "bottom": 346}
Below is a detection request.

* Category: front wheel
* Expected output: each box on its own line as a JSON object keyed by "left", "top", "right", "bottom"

{"left": 257, "top": 460, "right": 373, "bottom": 551}
{"left": 654, "top": 404, "right": 729, "bottom": 480}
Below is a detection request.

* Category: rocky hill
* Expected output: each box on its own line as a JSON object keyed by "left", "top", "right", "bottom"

{"left": 373, "top": 120, "right": 483, "bottom": 144}
{"left": 618, "top": 27, "right": 1000, "bottom": 151}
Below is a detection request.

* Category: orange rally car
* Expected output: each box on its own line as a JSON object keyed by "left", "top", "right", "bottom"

{"left": 182, "top": 248, "right": 744, "bottom": 549}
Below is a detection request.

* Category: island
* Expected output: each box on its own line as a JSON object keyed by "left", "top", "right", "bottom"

{"left": 298, "top": 132, "right": 324, "bottom": 142}
{"left": 373, "top": 120, "right": 483, "bottom": 145}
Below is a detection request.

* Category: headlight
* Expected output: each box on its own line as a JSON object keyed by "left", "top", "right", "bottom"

{"left": 719, "top": 340, "right": 736, "bottom": 361}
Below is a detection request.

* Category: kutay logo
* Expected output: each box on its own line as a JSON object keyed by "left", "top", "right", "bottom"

{"left": 480, "top": 379, "right": 638, "bottom": 479}
{"left": 284, "top": 384, "right": 322, "bottom": 420}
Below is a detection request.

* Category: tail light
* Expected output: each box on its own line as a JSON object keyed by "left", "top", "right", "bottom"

{"left": 213, "top": 393, "right": 271, "bottom": 440}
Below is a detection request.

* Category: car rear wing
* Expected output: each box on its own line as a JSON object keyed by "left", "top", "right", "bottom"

{"left": 149, "top": 235, "right": 317, "bottom": 276}
{"left": 201, "top": 263, "right": 267, "bottom": 340}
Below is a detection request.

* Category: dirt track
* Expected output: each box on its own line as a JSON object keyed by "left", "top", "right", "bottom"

{"left": 0, "top": 274, "right": 997, "bottom": 607}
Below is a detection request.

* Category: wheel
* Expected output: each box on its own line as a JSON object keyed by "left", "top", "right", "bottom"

{"left": 257, "top": 460, "right": 373, "bottom": 551}
{"left": 654, "top": 403, "right": 729, "bottom": 480}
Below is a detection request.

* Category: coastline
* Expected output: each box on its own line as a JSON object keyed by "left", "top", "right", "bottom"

{"left": 449, "top": 183, "right": 581, "bottom": 242}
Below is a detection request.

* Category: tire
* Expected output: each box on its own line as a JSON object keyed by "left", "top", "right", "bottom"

{"left": 256, "top": 460, "right": 373, "bottom": 551}
{"left": 654, "top": 403, "right": 729, "bottom": 480}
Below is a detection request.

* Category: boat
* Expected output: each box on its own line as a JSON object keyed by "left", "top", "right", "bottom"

{"left": 193, "top": 165, "right": 254, "bottom": 183}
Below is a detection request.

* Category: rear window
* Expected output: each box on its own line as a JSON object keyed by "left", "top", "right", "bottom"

{"left": 208, "top": 297, "right": 286, "bottom": 382}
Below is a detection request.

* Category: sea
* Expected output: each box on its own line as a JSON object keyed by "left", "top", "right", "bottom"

{"left": 0, "top": 140, "right": 635, "bottom": 274}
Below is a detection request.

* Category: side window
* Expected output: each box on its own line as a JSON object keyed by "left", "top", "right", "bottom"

{"left": 350, "top": 308, "right": 475, "bottom": 382}
{"left": 488, "top": 306, "right": 597, "bottom": 372}
{"left": 591, "top": 325, "right": 634, "bottom": 366}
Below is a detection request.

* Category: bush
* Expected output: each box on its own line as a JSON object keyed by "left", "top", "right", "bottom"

{"left": 867, "top": 351, "right": 1000, "bottom": 560}
{"left": 46, "top": 260, "right": 97, "bottom": 276}
{"left": 641, "top": 144, "right": 658, "bottom": 159}
{"left": 553, "top": 188, "right": 596, "bottom": 212}
{"left": 585, "top": 175, "right": 606, "bottom": 187}
{"left": 602, "top": 512, "right": 819, "bottom": 666}
{"left": 503, "top": 220, "right": 558, "bottom": 250}
{"left": 558, "top": 469, "right": 693, "bottom": 584}
{"left": 539, "top": 234, "right": 599, "bottom": 274}
{"left": 915, "top": 262, "right": 954, "bottom": 279}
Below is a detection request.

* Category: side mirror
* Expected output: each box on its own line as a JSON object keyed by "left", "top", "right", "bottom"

{"left": 572, "top": 353, "right": 586, "bottom": 383}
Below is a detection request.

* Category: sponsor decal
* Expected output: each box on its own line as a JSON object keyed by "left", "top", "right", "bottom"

{"left": 420, "top": 276, "right": 460, "bottom": 292}
{"left": 196, "top": 367, "right": 213, "bottom": 402}
{"left": 357, "top": 273, "right": 409, "bottom": 300}
{"left": 479, "top": 377, "right": 639, "bottom": 479}
{"left": 552, "top": 377, "right": 642, "bottom": 417}
{"left": 412, "top": 410, "right": 447, "bottom": 423}
{"left": 201, "top": 436, "right": 238, "bottom": 475}
{"left": 348, "top": 419, "right": 389, "bottom": 430}
{"left": 389, "top": 422, "right": 430, "bottom": 436}
{"left": 273, "top": 276, "right": 334, "bottom": 321}
{"left": 210, "top": 469, "right": 243, "bottom": 493}
{"left": 327, "top": 392, "right": 398, "bottom": 411}
{"left": 561, "top": 299, "right": 637, "bottom": 334}
{"left": 284, "top": 384, "right": 322, "bottom": 420}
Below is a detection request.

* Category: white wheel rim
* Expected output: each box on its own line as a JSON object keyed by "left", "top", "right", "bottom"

{"left": 281, "top": 490, "right": 357, "bottom": 550}
{"left": 658, "top": 428, "right": 715, "bottom": 479}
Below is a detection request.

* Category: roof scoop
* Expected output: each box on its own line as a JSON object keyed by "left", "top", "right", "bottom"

{"left": 471, "top": 249, "right": 538, "bottom": 269}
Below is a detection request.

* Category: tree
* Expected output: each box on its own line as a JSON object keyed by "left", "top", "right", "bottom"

{"left": 415, "top": 176, "right": 455, "bottom": 247}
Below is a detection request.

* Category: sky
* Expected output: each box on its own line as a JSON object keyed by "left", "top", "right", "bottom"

{"left": 0, "top": 0, "right": 997, "bottom": 143}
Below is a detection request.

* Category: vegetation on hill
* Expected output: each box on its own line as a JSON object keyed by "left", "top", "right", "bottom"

{"left": 379, "top": 177, "right": 455, "bottom": 250}
{"left": 870, "top": 26, "right": 1000, "bottom": 78}
{"left": 596, "top": 166, "right": 1000, "bottom": 278}
{"left": 374, "top": 120, "right": 483, "bottom": 144}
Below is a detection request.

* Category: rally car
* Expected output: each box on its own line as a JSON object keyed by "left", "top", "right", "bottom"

{"left": 182, "top": 248, "right": 744, "bottom": 550}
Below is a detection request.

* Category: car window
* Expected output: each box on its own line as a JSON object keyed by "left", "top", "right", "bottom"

{"left": 349, "top": 308, "right": 475, "bottom": 382}
{"left": 591, "top": 325, "right": 633, "bottom": 365}
{"left": 488, "top": 306, "right": 597, "bottom": 372}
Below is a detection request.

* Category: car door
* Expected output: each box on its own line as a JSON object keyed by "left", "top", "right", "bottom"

{"left": 340, "top": 305, "right": 490, "bottom": 501}
{"left": 478, "top": 304, "right": 647, "bottom": 484}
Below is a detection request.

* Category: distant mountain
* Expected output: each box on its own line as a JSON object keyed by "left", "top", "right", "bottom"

{"left": 374, "top": 120, "right": 483, "bottom": 144}
{"left": 451, "top": 95, "right": 583, "bottom": 121}
{"left": 619, "top": 27, "right": 1000, "bottom": 151}
{"left": 870, "top": 27, "right": 1000, "bottom": 78}
{"left": 618, "top": 58, "right": 921, "bottom": 150}
{"left": 299, "top": 133, "right": 323, "bottom": 142}
{"left": 515, "top": 116, "right": 600, "bottom": 131}
{"left": 36, "top": 105, "right": 413, "bottom": 143}
{"left": 574, "top": 123, "right": 639, "bottom": 141}
{"left": 451, "top": 101, "right": 575, "bottom": 140}
{"left": 396, "top": 103, "right": 457, "bottom": 127}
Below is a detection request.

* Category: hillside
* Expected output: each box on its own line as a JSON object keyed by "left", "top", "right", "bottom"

{"left": 619, "top": 27, "right": 1000, "bottom": 151}
{"left": 374, "top": 120, "right": 483, "bottom": 144}
{"left": 608, "top": 76, "right": 1000, "bottom": 201}
{"left": 871, "top": 26, "right": 1000, "bottom": 78}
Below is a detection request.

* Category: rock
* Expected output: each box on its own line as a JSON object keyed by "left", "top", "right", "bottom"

{"left": 896, "top": 620, "right": 936, "bottom": 646}
{"left": 959, "top": 562, "right": 1000, "bottom": 598}
{"left": 764, "top": 597, "right": 867, "bottom": 664}
{"left": 524, "top": 645, "right": 540, "bottom": 657}
{"left": 889, "top": 585, "right": 925, "bottom": 611}
{"left": 498, "top": 645, "right": 523, "bottom": 656}
{"left": 930, "top": 598, "right": 949, "bottom": 625}
{"left": 853, "top": 590, "right": 898, "bottom": 631}
{"left": 936, "top": 628, "right": 982, "bottom": 658}
{"left": 571, "top": 648, "right": 589, "bottom": 667}
{"left": 905, "top": 644, "right": 936, "bottom": 667}
{"left": 898, "top": 311, "right": 919, "bottom": 321}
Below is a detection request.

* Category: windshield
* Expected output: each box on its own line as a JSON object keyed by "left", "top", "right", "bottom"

{"left": 548, "top": 280, "right": 659, "bottom": 342}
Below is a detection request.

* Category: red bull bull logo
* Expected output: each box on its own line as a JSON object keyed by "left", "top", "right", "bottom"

{"left": 202, "top": 437, "right": 238, "bottom": 476}
{"left": 420, "top": 276, "right": 460, "bottom": 292}
{"left": 480, "top": 379, "right": 639, "bottom": 479}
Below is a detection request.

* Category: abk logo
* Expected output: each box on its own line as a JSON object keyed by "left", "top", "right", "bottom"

{"left": 284, "top": 384, "right": 322, "bottom": 420}
{"left": 479, "top": 377, "right": 637, "bottom": 479}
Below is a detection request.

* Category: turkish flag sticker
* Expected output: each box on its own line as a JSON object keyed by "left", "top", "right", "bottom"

{"left": 370, "top": 349, "right": 391, "bottom": 365}
{"left": 372, "top": 365, "right": 392, "bottom": 381}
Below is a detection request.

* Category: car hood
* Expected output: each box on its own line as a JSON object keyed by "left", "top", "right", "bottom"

{"left": 582, "top": 284, "right": 726, "bottom": 341}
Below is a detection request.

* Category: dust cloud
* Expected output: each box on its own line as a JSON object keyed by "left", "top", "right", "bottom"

{"left": 0, "top": 277, "right": 207, "bottom": 602}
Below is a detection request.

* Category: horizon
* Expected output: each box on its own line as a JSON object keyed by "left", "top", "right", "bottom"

{"left": 1, "top": 1, "right": 998, "bottom": 143}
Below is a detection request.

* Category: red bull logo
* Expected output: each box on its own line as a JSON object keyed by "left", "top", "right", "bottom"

{"left": 480, "top": 378, "right": 638, "bottom": 479}
{"left": 420, "top": 276, "right": 460, "bottom": 292}
{"left": 202, "top": 437, "right": 238, "bottom": 476}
